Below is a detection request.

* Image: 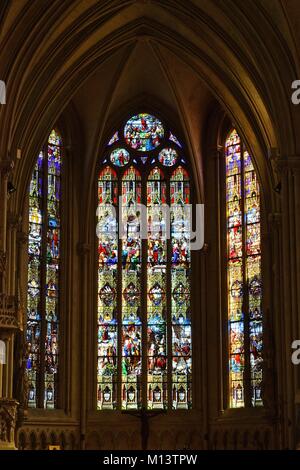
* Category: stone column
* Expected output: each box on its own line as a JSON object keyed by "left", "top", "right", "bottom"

{"left": 0, "top": 161, "right": 13, "bottom": 292}
{"left": 272, "top": 155, "right": 300, "bottom": 449}
{"left": 0, "top": 160, "right": 19, "bottom": 450}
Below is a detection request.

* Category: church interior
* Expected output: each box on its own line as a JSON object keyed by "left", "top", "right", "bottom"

{"left": 1, "top": 0, "right": 300, "bottom": 451}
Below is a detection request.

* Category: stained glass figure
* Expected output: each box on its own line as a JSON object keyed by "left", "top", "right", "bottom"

{"left": 110, "top": 148, "right": 130, "bottom": 167}
{"left": 124, "top": 113, "right": 164, "bottom": 152}
{"left": 26, "top": 129, "right": 62, "bottom": 409}
{"left": 98, "top": 114, "right": 192, "bottom": 411}
{"left": 158, "top": 148, "right": 178, "bottom": 167}
{"left": 225, "top": 130, "right": 262, "bottom": 408}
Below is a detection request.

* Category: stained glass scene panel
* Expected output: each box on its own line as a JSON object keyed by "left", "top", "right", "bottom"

{"left": 26, "top": 151, "right": 43, "bottom": 408}
{"left": 44, "top": 133, "right": 61, "bottom": 408}
{"left": 158, "top": 148, "right": 178, "bottom": 167}
{"left": 124, "top": 113, "right": 164, "bottom": 152}
{"left": 171, "top": 168, "right": 192, "bottom": 409}
{"left": 110, "top": 148, "right": 130, "bottom": 167}
{"left": 226, "top": 130, "right": 245, "bottom": 408}
{"left": 147, "top": 168, "right": 167, "bottom": 409}
{"left": 97, "top": 167, "right": 118, "bottom": 410}
{"left": 121, "top": 167, "right": 142, "bottom": 409}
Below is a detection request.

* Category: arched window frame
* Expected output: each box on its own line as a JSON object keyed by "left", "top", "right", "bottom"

{"left": 222, "top": 127, "right": 263, "bottom": 410}
{"left": 26, "top": 128, "right": 64, "bottom": 410}
{"left": 96, "top": 112, "right": 194, "bottom": 411}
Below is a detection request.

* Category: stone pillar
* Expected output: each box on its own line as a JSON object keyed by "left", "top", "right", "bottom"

{"left": 0, "top": 161, "right": 13, "bottom": 292}
{"left": 0, "top": 160, "right": 19, "bottom": 450}
{"left": 272, "top": 155, "right": 300, "bottom": 449}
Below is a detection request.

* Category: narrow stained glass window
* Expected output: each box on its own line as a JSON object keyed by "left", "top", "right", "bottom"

{"left": 97, "top": 114, "right": 192, "bottom": 410}
{"left": 26, "top": 129, "right": 62, "bottom": 409}
{"left": 97, "top": 166, "right": 118, "bottom": 410}
{"left": 225, "top": 129, "right": 263, "bottom": 408}
{"left": 121, "top": 167, "right": 142, "bottom": 409}
{"left": 171, "top": 167, "right": 192, "bottom": 409}
{"left": 147, "top": 167, "right": 167, "bottom": 409}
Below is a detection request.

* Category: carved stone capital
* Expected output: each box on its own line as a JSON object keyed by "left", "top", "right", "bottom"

{"left": 0, "top": 398, "right": 18, "bottom": 450}
{"left": 271, "top": 155, "right": 300, "bottom": 175}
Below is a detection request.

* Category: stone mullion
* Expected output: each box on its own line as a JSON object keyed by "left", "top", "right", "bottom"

{"left": 117, "top": 176, "right": 122, "bottom": 409}
{"left": 166, "top": 176, "right": 172, "bottom": 411}
{"left": 77, "top": 241, "right": 90, "bottom": 449}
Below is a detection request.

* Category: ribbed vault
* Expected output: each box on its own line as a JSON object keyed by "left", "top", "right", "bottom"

{"left": 0, "top": 0, "right": 299, "bottom": 221}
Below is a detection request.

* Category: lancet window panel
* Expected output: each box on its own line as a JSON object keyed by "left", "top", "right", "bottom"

{"left": 26, "top": 129, "right": 62, "bottom": 409}
{"left": 225, "top": 129, "right": 263, "bottom": 409}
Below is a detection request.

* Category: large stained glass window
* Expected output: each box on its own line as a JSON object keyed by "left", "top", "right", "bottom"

{"left": 26, "top": 129, "right": 62, "bottom": 409}
{"left": 225, "top": 129, "right": 263, "bottom": 408}
{"left": 97, "top": 113, "right": 192, "bottom": 410}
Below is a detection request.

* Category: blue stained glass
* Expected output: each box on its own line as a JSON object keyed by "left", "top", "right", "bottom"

{"left": 169, "top": 131, "right": 182, "bottom": 148}
{"left": 26, "top": 129, "right": 61, "bottom": 410}
{"left": 124, "top": 113, "right": 164, "bottom": 152}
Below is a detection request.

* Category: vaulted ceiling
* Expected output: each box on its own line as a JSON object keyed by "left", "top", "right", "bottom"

{"left": 0, "top": 0, "right": 299, "bottom": 212}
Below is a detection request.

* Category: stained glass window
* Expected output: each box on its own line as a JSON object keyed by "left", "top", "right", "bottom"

{"left": 124, "top": 113, "right": 164, "bottom": 151}
{"left": 158, "top": 148, "right": 178, "bottom": 167}
{"left": 225, "top": 129, "right": 263, "bottom": 408}
{"left": 26, "top": 129, "right": 62, "bottom": 409}
{"left": 98, "top": 114, "right": 192, "bottom": 410}
{"left": 110, "top": 148, "right": 130, "bottom": 167}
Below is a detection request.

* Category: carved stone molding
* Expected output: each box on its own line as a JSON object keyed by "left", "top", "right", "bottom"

{"left": 0, "top": 250, "right": 6, "bottom": 274}
{"left": 271, "top": 155, "right": 300, "bottom": 175}
{"left": 210, "top": 146, "right": 223, "bottom": 160}
{"left": 0, "top": 398, "right": 18, "bottom": 450}
{"left": 0, "top": 293, "right": 18, "bottom": 329}
{"left": 268, "top": 212, "right": 282, "bottom": 230}
{"left": 17, "top": 426, "right": 78, "bottom": 450}
{"left": 0, "top": 160, "right": 14, "bottom": 179}
{"left": 7, "top": 212, "right": 21, "bottom": 230}
{"left": 201, "top": 242, "right": 210, "bottom": 254}
{"left": 77, "top": 242, "right": 90, "bottom": 256}
{"left": 16, "top": 231, "right": 28, "bottom": 246}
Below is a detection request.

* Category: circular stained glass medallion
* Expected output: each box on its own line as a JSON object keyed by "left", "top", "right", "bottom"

{"left": 110, "top": 148, "right": 130, "bottom": 167}
{"left": 124, "top": 113, "right": 164, "bottom": 152}
{"left": 158, "top": 147, "right": 178, "bottom": 166}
